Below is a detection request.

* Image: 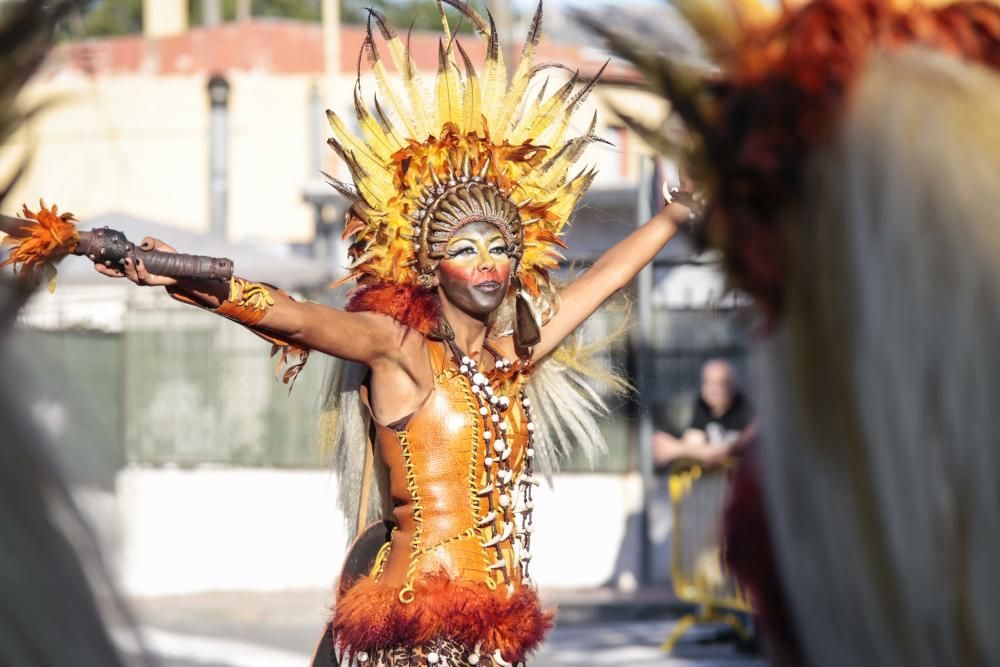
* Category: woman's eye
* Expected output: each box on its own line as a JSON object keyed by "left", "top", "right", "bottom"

{"left": 490, "top": 246, "right": 508, "bottom": 256}
{"left": 448, "top": 246, "right": 476, "bottom": 257}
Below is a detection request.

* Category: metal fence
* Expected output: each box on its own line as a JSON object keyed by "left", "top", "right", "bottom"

{"left": 663, "top": 461, "right": 752, "bottom": 651}
{"left": 121, "top": 301, "right": 326, "bottom": 466}
{"left": 14, "top": 295, "right": 329, "bottom": 476}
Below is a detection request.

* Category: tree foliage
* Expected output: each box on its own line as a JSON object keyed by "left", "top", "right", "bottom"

{"left": 75, "top": 0, "right": 142, "bottom": 37}
{"left": 69, "top": 0, "right": 480, "bottom": 38}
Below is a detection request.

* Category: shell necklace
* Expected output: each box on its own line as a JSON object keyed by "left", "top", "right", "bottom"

{"left": 449, "top": 341, "right": 538, "bottom": 588}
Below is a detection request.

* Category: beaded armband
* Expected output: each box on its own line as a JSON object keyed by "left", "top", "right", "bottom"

{"left": 663, "top": 185, "right": 704, "bottom": 222}
{"left": 663, "top": 185, "right": 707, "bottom": 246}
{"left": 215, "top": 277, "right": 276, "bottom": 326}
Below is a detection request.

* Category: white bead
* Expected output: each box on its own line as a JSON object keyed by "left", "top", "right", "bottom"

{"left": 522, "top": 398, "right": 531, "bottom": 407}
{"left": 499, "top": 494, "right": 510, "bottom": 508}
{"left": 483, "top": 431, "right": 492, "bottom": 440}
{"left": 472, "top": 372, "right": 487, "bottom": 386}
{"left": 493, "top": 440, "right": 506, "bottom": 453}
{"left": 462, "top": 356, "right": 472, "bottom": 365}
{"left": 468, "top": 654, "right": 481, "bottom": 665}
{"left": 484, "top": 385, "right": 494, "bottom": 396}
{"left": 427, "top": 652, "right": 440, "bottom": 664}
{"left": 527, "top": 422, "right": 535, "bottom": 432}
{"left": 479, "top": 406, "right": 488, "bottom": 415}
{"left": 491, "top": 414, "right": 499, "bottom": 423}
{"left": 498, "top": 396, "right": 510, "bottom": 409}
{"left": 526, "top": 448, "right": 535, "bottom": 457}
{"left": 484, "top": 457, "right": 494, "bottom": 466}
{"left": 358, "top": 652, "right": 369, "bottom": 663}
{"left": 490, "top": 395, "right": 499, "bottom": 405}
{"left": 460, "top": 364, "right": 469, "bottom": 374}
{"left": 499, "top": 422, "right": 508, "bottom": 431}
{"left": 471, "top": 385, "right": 480, "bottom": 393}
{"left": 502, "top": 358, "right": 510, "bottom": 367}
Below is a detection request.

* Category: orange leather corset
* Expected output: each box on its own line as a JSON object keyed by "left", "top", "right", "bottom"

{"left": 332, "top": 340, "right": 552, "bottom": 663}
{"left": 371, "top": 340, "right": 537, "bottom": 599}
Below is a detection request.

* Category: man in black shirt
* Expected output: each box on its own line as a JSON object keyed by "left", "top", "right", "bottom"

{"left": 653, "top": 359, "right": 754, "bottom": 468}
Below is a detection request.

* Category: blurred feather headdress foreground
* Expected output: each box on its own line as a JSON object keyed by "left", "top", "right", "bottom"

{"left": 0, "top": 2, "right": 143, "bottom": 666}
{"left": 580, "top": 0, "right": 1000, "bottom": 321}
{"left": 329, "top": 0, "right": 607, "bottom": 343}
{"left": 0, "top": 2, "right": 83, "bottom": 299}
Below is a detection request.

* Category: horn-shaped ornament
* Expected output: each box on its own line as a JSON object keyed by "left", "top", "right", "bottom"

{"left": 512, "top": 275, "right": 541, "bottom": 349}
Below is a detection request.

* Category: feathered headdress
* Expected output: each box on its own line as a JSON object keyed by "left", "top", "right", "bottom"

{"left": 581, "top": 0, "right": 1000, "bottom": 321}
{"left": 327, "top": 0, "right": 606, "bottom": 344}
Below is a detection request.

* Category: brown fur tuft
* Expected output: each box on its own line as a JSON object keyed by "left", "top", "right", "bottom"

{"left": 333, "top": 574, "right": 553, "bottom": 662}
{"left": 346, "top": 283, "right": 442, "bottom": 337}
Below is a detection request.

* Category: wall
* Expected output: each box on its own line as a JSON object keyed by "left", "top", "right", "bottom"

{"left": 5, "top": 70, "right": 318, "bottom": 244}
{"left": 112, "top": 468, "right": 659, "bottom": 596}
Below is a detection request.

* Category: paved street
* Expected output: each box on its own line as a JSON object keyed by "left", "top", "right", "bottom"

{"left": 117, "top": 589, "right": 766, "bottom": 667}
{"left": 536, "top": 619, "right": 763, "bottom": 666}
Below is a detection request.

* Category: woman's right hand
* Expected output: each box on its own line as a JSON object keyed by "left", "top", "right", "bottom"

{"left": 92, "top": 236, "right": 179, "bottom": 287}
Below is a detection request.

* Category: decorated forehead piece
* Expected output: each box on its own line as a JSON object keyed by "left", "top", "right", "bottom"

{"left": 325, "top": 0, "right": 607, "bottom": 339}
{"left": 584, "top": 0, "right": 1000, "bottom": 321}
{"left": 409, "top": 155, "right": 529, "bottom": 288}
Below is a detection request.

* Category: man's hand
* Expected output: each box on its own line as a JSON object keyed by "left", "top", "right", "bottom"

{"left": 696, "top": 444, "right": 732, "bottom": 468}
{"left": 653, "top": 430, "right": 684, "bottom": 466}
{"left": 92, "top": 236, "right": 178, "bottom": 287}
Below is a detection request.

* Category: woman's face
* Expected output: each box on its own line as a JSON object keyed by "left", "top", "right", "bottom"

{"left": 436, "top": 220, "right": 512, "bottom": 318}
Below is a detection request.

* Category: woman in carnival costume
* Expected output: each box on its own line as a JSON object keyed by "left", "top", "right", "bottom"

{"left": 587, "top": 0, "right": 1000, "bottom": 665}
{"left": 46, "top": 2, "right": 698, "bottom": 665}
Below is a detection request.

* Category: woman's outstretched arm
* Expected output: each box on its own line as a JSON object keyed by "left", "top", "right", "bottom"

{"left": 94, "top": 237, "right": 401, "bottom": 365}
{"left": 531, "top": 201, "right": 690, "bottom": 361}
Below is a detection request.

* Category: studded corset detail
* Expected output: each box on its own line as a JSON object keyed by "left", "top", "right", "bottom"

{"left": 372, "top": 340, "right": 537, "bottom": 599}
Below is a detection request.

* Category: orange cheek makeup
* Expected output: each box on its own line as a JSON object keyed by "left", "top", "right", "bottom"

{"left": 439, "top": 257, "right": 510, "bottom": 286}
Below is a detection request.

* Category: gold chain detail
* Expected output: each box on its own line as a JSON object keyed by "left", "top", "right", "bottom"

{"left": 369, "top": 536, "right": 394, "bottom": 581}
{"left": 415, "top": 527, "right": 479, "bottom": 556}
{"left": 397, "top": 431, "right": 422, "bottom": 604}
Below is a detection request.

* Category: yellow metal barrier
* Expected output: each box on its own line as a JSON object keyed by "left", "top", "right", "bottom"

{"left": 662, "top": 460, "right": 752, "bottom": 652}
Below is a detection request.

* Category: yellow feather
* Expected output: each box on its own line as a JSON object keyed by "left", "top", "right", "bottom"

{"left": 494, "top": 61, "right": 534, "bottom": 141}
{"left": 436, "top": 0, "right": 460, "bottom": 73}
{"left": 355, "top": 173, "right": 391, "bottom": 207}
{"left": 326, "top": 110, "right": 393, "bottom": 184}
{"left": 353, "top": 83, "right": 399, "bottom": 158}
{"left": 535, "top": 135, "right": 599, "bottom": 194}
{"left": 512, "top": 72, "right": 578, "bottom": 143}
{"left": 456, "top": 40, "right": 481, "bottom": 133}
{"left": 367, "top": 40, "right": 421, "bottom": 139}
{"left": 480, "top": 13, "right": 509, "bottom": 133}
{"left": 539, "top": 62, "right": 605, "bottom": 150}
{"left": 328, "top": 141, "right": 391, "bottom": 205}
{"left": 358, "top": 106, "right": 403, "bottom": 156}
{"left": 436, "top": 40, "right": 462, "bottom": 128}
{"left": 387, "top": 34, "right": 434, "bottom": 138}
{"left": 493, "top": 1, "right": 543, "bottom": 139}
{"left": 372, "top": 11, "right": 433, "bottom": 138}
{"left": 544, "top": 168, "right": 596, "bottom": 229}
